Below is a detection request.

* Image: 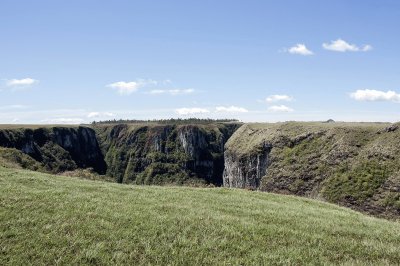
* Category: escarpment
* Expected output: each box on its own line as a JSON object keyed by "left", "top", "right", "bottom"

{"left": 0, "top": 126, "right": 106, "bottom": 173}
{"left": 223, "top": 122, "right": 400, "bottom": 218}
{"left": 94, "top": 123, "right": 240, "bottom": 185}
{"left": 223, "top": 142, "right": 271, "bottom": 189}
{"left": 0, "top": 122, "right": 240, "bottom": 186}
{"left": 1, "top": 121, "right": 399, "bottom": 217}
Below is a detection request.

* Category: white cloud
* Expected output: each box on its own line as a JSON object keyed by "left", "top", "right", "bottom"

{"left": 149, "top": 88, "right": 195, "bottom": 95}
{"left": 107, "top": 79, "right": 157, "bottom": 95}
{"left": 149, "top": 89, "right": 165, "bottom": 95}
{"left": 87, "top": 112, "right": 114, "bottom": 118}
{"left": 6, "top": 78, "right": 38, "bottom": 87}
{"left": 169, "top": 89, "right": 195, "bottom": 95}
{"left": 350, "top": 89, "right": 400, "bottom": 102}
{"left": 267, "top": 105, "right": 294, "bottom": 112}
{"left": 266, "top": 94, "right": 293, "bottom": 103}
{"left": 215, "top": 106, "right": 249, "bottom": 113}
{"left": 0, "top": 104, "right": 29, "bottom": 110}
{"left": 322, "top": 39, "right": 372, "bottom": 52}
{"left": 40, "top": 118, "right": 85, "bottom": 124}
{"left": 175, "top": 108, "right": 210, "bottom": 115}
{"left": 362, "top": 45, "right": 373, "bottom": 52}
{"left": 288, "top": 44, "right": 313, "bottom": 55}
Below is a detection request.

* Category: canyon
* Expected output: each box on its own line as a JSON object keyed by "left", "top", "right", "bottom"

{"left": 0, "top": 121, "right": 399, "bottom": 218}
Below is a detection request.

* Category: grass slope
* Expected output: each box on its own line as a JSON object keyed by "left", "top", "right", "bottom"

{"left": 1, "top": 167, "right": 400, "bottom": 265}
{"left": 225, "top": 122, "right": 400, "bottom": 217}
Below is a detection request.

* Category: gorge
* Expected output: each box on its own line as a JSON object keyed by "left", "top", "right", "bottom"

{"left": 0, "top": 121, "right": 399, "bottom": 218}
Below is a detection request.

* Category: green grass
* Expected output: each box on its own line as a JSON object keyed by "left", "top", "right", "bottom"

{"left": 225, "top": 121, "right": 400, "bottom": 217}
{"left": 1, "top": 167, "right": 400, "bottom": 265}
{"left": 226, "top": 122, "right": 389, "bottom": 157}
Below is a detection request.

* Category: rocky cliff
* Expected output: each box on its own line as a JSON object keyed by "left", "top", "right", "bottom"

{"left": 0, "top": 126, "right": 106, "bottom": 173}
{"left": 0, "top": 122, "right": 240, "bottom": 186}
{"left": 223, "top": 122, "right": 400, "bottom": 218}
{"left": 94, "top": 122, "right": 240, "bottom": 185}
{"left": 1, "top": 121, "right": 399, "bottom": 218}
{"left": 223, "top": 142, "right": 271, "bottom": 188}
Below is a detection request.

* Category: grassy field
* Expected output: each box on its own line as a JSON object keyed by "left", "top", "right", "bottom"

{"left": 1, "top": 167, "right": 400, "bottom": 265}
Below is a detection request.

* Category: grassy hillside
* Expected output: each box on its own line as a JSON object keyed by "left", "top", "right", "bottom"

{"left": 1, "top": 167, "right": 399, "bottom": 265}
{"left": 225, "top": 122, "right": 400, "bottom": 218}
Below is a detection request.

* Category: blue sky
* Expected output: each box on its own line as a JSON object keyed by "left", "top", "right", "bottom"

{"left": 1, "top": 0, "right": 400, "bottom": 123}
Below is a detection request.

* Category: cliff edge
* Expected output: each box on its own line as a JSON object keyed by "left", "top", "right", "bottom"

{"left": 223, "top": 122, "right": 400, "bottom": 218}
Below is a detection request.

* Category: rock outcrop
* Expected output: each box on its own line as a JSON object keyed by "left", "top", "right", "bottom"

{"left": 223, "top": 122, "right": 400, "bottom": 218}
{"left": 223, "top": 142, "right": 271, "bottom": 189}
{"left": 94, "top": 122, "right": 240, "bottom": 185}
{"left": 0, "top": 126, "right": 106, "bottom": 173}
{"left": 0, "top": 122, "right": 240, "bottom": 186}
{"left": 1, "top": 121, "right": 399, "bottom": 218}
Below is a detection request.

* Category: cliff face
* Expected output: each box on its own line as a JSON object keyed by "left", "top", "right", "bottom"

{"left": 223, "top": 122, "right": 400, "bottom": 218}
{"left": 223, "top": 143, "right": 270, "bottom": 189}
{"left": 0, "top": 122, "right": 240, "bottom": 186}
{"left": 0, "top": 126, "right": 106, "bottom": 173}
{"left": 1, "top": 121, "right": 398, "bottom": 218}
{"left": 94, "top": 123, "right": 240, "bottom": 185}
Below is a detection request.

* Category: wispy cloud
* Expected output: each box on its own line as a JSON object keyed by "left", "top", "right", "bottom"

{"left": 267, "top": 105, "right": 294, "bottom": 112}
{"left": 350, "top": 89, "right": 400, "bottom": 102}
{"left": 215, "top": 106, "right": 248, "bottom": 113}
{"left": 87, "top": 112, "right": 114, "bottom": 118}
{"left": 40, "top": 118, "right": 85, "bottom": 124}
{"left": 107, "top": 79, "right": 157, "bottom": 95}
{"left": 0, "top": 104, "right": 29, "bottom": 110}
{"left": 323, "top": 39, "right": 372, "bottom": 52}
{"left": 287, "top": 44, "right": 313, "bottom": 55}
{"left": 149, "top": 88, "right": 195, "bottom": 95}
{"left": 175, "top": 108, "right": 210, "bottom": 115}
{"left": 266, "top": 94, "right": 293, "bottom": 103}
{"left": 6, "top": 78, "right": 38, "bottom": 87}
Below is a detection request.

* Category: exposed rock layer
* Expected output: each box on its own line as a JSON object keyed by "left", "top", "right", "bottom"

{"left": 223, "top": 122, "right": 400, "bottom": 218}
{"left": 94, "top": 123, "right": 240, "bottom": 185}
{"left": 0, "top": 126, "right": 106, "bottom": 173}
{"left": 0, "top": 123, "right": 240, "bottom": 185}
{"left": 1, "top": 121, "right": 399, "bottom": 218}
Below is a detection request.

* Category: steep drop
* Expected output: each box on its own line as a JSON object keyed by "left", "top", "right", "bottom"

{"left": 0, "top": 126, "right": 106, "bottom": 173}
{"left": 223, "top": 122, "right": 400, "bottom": 218}
{"left": 94, "top": 123, "right": 240, "bottom": 185}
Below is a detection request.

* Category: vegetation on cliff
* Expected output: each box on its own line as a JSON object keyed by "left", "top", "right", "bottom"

{"left": 0, "top": 122, "right": 241, "bottom": 186}
{"left": 224, "top": 122, "right": 400, "bottom": 218}
{"left": 94, "top": 122, "right": 240, "bottom": 185}
{"left": 1, "top": 166, "right": 399, "bottom": 265}
{"left": 0, "top": 126, "right": 106, "bottom": 174}
{"left": 1, "top": 121, "right": 399, "bottom": 218}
